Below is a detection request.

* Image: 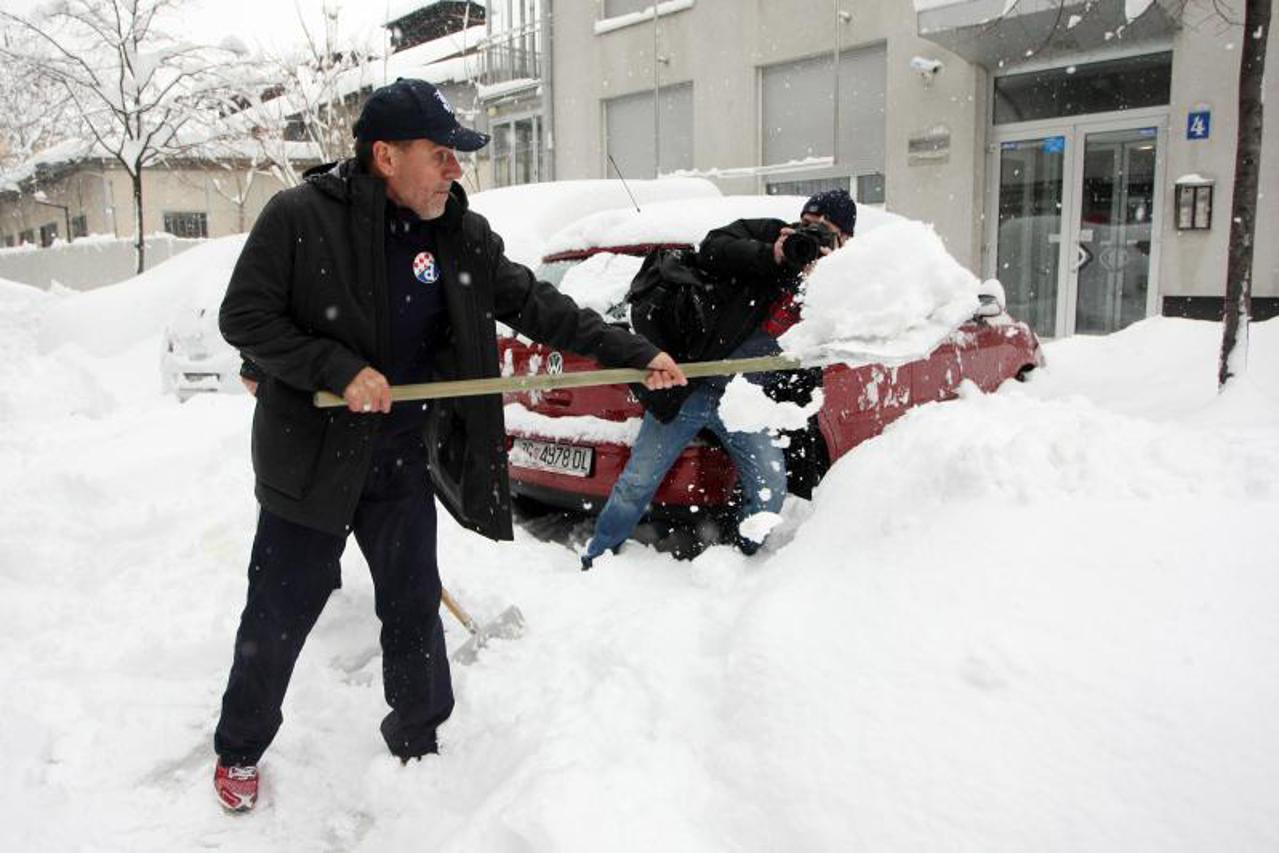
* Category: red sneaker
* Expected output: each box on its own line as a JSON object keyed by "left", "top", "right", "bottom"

{"left": 214, "top": 762, "right": 259, "bottom": 812}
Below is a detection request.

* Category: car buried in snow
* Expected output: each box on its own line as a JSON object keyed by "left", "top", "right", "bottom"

{"left": 161, "top": 301, "right": 245, "bottom": 401}
{"left": 498, "top": 196, "right": 1045, "bottom": 535}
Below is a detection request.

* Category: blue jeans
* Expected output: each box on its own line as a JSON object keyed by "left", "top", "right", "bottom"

{"left": 585, "top": 383, "right": 787, "bottom": 560}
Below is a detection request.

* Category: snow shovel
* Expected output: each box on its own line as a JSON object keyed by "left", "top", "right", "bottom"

{"left": 312, "top": 354, "right": 806, "bottom": 406}
{"left": 440, "top": 586, "right": 526, "bottom": 665}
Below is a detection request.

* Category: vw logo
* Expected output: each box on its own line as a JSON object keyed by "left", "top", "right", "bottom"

{"left": 548, "top": 352, "right": 564, "bottom": 375}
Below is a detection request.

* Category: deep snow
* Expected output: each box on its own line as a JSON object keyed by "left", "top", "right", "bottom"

{"left": 2, "top": 269, "right": 1278, "bottom": 850}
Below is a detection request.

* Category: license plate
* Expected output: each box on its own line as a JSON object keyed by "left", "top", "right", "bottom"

{"left": 509, "top": 439, "right": 593, "bottom": 477}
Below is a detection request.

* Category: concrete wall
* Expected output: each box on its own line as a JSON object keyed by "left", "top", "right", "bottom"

{"left": 550, "top": 0, "right": 989, "bottom": 267}
{"left": 0, "top": 163, "right": 295, "bottom": 248}
{"left": 1162, "top": 1, "right": 1279, "bottom": 299}
{"left": 0, "top": 235, "right": 201, "bottom": 290}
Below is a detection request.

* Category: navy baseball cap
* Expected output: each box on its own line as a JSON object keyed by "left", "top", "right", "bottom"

{"left": 803, "top": 189, "right": 857, "bottom": 235}
{"left": 353, "top": 78, "right": 490, "bottom": 151}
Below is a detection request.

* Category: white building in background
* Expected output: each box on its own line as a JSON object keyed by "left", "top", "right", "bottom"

{"left": 548, "top": 0, "right": 1277, "bottom": 335}
{"left": 0, "top": 0, "right": 488, "bottom": 286}
{"left": 473, "top": 0, "right": 553, "bottom": 188}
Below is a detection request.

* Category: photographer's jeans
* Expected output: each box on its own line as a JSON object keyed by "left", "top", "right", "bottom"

{"left": 584, "top": 383, "right": 787, "bottom": 560}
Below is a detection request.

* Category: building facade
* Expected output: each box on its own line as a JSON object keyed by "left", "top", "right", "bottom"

{"left": 473, "top": 0, "right": 553, "bottom": 188}
{"left": 0, "top": 156, "right": 293, "bottom": 249}
{"left": 550, "top": 0, "right": 1278, "bottom": 336}
{"left": 0, "top": 0, "right": 486, "bottom": 283}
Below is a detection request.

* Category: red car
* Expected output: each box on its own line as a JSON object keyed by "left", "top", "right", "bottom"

{"left": 498, "top": 198, "right": 1044, "bottom": 529}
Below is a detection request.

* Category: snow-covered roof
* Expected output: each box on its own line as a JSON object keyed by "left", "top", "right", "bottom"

{"left": 0, "top": 139, "right": 99, "bottom": 192}
{"left": 326, "top": 24, "right": 485, "bottom": 102}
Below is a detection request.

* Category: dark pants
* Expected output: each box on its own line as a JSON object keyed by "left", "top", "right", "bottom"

{"left": 214, "top": 442, "right": 453, "bottom": 765}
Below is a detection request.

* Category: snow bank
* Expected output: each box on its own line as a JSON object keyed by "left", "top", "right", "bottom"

{"left": 38, "top": 235, "right": 247, "bottom": 357}
{"left": 3, "top": 198, "right": 1278, "bottom": 851}
{"left": 780, "top": 219, "right": 982, "bottom": 363}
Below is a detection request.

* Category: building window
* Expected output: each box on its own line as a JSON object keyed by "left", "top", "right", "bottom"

{"left": 70, "top": 214, "right": 88, "bottom": 239}
{"left": 18, "top": 228, "right": 34, "bottom": 246}
{"left": 39, "top": 222, "right": 59, "bottom": 248}
{"left": 163, "top": 211, "right": 208, "bottom": 239}
{"left": 993, "top": 52, "right": 1172, "bottom": 125}
{"left": 761, "top": 44, "right": 886, "bottom": 182}
{"left": 2, "top": 235, "right": 13, "bottom": 248}
{"left": 492, "top": 116, "right": 543, "bottom": 187}
{"left": 603, "top": 0, "right": 654, "bottom": 16}
{"left": 767, "top": 177, "right": 850, "bottom": 197}
{"left": 283, "top": 113, "right": 309, "bottom": 142}
{"left": 856, "top": 173, "right": 886, "bottom": 204}
{"left": 604, "top": 83, "right": 693, "bottom": 179}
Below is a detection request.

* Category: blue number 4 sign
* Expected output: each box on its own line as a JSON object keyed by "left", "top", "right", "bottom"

{"left": 1187, "top": 111, "right": 1211, "bottom": 140}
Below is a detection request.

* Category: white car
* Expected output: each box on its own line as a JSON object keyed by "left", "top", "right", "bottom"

{"left": 160, "top": 302, "right": 243, "bottom": 401}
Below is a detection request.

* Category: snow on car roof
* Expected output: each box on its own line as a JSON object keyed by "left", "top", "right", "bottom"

{"left": 469, "top": 178, "right": 722, "bottom": 267}
{"left": 540, "top": 195, "right": 900, "bottom": 257}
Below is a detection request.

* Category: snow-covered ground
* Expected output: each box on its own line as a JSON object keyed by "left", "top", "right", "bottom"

{"left": 2, "top": 254, "right": 1278, "bottom": 850}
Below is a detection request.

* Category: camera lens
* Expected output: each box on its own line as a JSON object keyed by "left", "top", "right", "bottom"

{"left": 783, "top": 232, "right": 820, "bottom": 266}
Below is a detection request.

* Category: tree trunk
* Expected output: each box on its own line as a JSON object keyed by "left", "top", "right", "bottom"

{"left": 1219, "top": 0, "right": 1271, "bottom": 388}
{"left": 132, "top": 168, "right": 145, "bottom": 274}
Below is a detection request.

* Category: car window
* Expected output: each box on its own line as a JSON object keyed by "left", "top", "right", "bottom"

{"left": 534, "top": 259, "right": 579, "bottom": 288}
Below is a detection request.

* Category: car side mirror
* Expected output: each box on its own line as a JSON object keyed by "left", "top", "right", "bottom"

{"left": 974, "top": 278, "right": 1006, "bottom": 319}
{"left": 975, "top": 294, "right": 1002, "bottom": 318}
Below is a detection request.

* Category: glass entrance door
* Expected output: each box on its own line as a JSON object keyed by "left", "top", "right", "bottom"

{"left": 989, "top": 116, "right": 1164, "bottom": 337}
{"left": 1073, "top": 128, "right": 1157, "bottom": 334}
{"left": 995, "top": 136, "right": 1066, "bottom": 337}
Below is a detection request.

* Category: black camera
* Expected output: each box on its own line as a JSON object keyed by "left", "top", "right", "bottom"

{"left": 782, "top": 222, "right": 839, "bottom": 266}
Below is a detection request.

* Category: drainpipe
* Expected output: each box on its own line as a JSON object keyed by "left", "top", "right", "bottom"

{"left": 543, "top": 0, "right": 555, "bottom": 180}
{"left": 832, "top": 0, "right": 841, "bottom": 167}
{"left": 653, "top": 3, "right": 660, "bottom": 178}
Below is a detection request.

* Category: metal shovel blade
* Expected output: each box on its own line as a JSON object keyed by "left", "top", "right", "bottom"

{"left": 452, "top": 605, "right": 527, "bottom": 665}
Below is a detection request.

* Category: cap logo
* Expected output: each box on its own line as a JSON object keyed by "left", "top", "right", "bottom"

{"left": 412, "top": 251, "right": 439, "bottom": 284}
{"left": 434, "top": 89, "right": 455, "bottom": 116}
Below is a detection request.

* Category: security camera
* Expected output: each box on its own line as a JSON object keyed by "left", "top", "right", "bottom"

{"left": 909, "top": 56, "right": 943, "bottom": 83}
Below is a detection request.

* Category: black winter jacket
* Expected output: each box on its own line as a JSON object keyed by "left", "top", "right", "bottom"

{"left": 220, "top": 160, "right": 659, "bottom": 539}
{"left": 639, "top": 218, "right": 805, "bottom": 422}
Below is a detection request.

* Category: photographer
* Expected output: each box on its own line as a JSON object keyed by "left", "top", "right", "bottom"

{"left": 581, "top": 190, "right": 856, "bottom": 568}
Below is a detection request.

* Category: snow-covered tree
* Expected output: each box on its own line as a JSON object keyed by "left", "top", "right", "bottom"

{"left": 0, "top": 0, "right": 249, "bottom": 272}
{"left": 0, "top": 26, "right": 78, "bottom": 173}
{"left": 210, "top": 3, "right": 390, "bottom": 193}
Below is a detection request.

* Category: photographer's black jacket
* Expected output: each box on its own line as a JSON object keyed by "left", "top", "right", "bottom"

{"left": 220, "top": 160, "right": 659, "bottom": 539}
{"left": 639, "top": 217, "right": 805, "bottom": 421}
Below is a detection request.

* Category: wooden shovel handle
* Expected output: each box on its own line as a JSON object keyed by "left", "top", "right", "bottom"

{"left": 312, "top": 354, "right": 804, "bottom": 408}
{"left": 440, "top": 587, "right": 479, "bottom": 636}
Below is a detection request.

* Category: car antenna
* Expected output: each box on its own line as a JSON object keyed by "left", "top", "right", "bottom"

{"left": 607, "top": 154, "right": 642, "bottom": 213}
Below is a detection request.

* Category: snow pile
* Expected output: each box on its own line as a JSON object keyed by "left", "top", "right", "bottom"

{"left": 38, "top": 234, "right": 247, "bottom": 357}
{"left": 3, "top": 201, "right": 1279, "bottom": 850}
{"left": 780, "top": 219, "right": 982, "bottom": 363}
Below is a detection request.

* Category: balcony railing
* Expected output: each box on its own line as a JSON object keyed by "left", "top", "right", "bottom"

{"left": 480, "top": 23, "right": 542, "bottom": 85}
